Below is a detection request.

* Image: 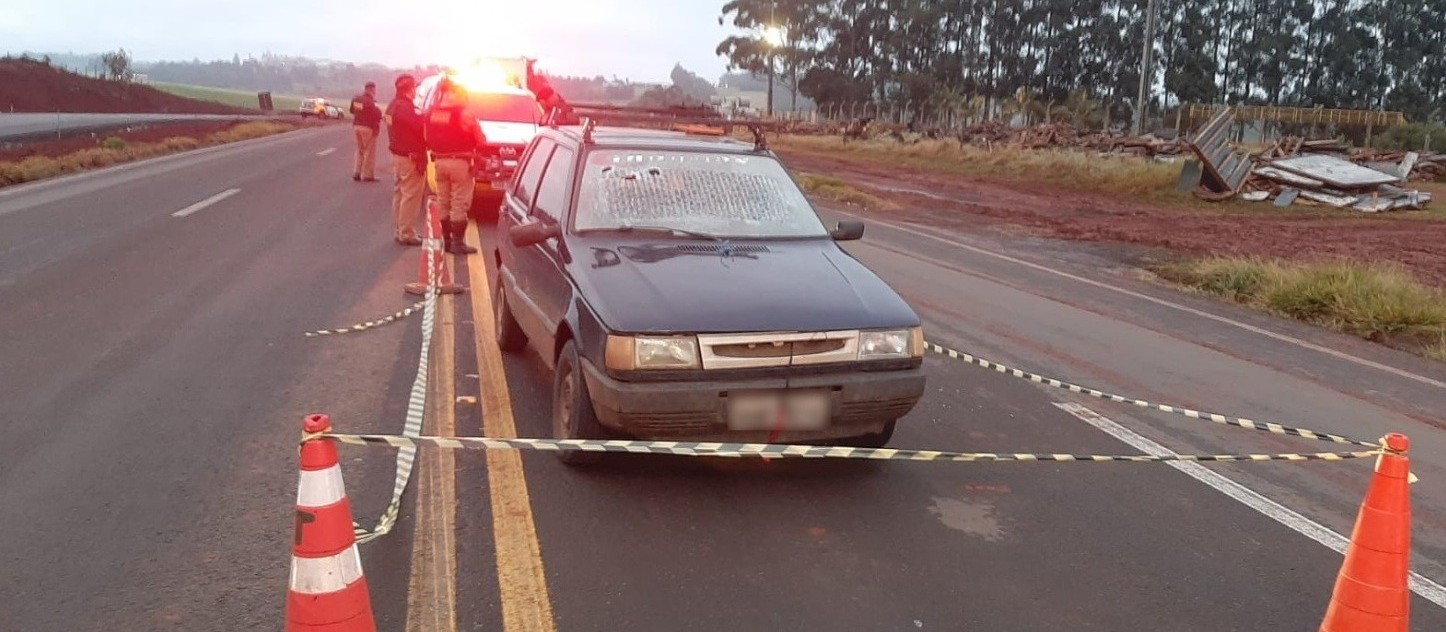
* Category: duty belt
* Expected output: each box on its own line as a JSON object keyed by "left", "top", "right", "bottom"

{"left": 432, "top": 153, "right": 473, "bottom": 160}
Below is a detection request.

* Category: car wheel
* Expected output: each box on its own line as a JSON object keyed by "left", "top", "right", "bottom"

{"left": 494, "top": 277, "right": 527, "bottom": 353}
{"left": 841, "top": 421, "right": 896, "bottom": 449}
{"left": 553, "top": 340, "right": 606, "bottom": 465}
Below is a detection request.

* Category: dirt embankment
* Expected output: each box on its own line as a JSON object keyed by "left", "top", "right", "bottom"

{"left": 0, "top": 58, "right": 255, "bottom": 115}
{"left": 0, "top": 120, "right": 277, "bottom": 162}
{"left": 780, "top": 149, "right": 1446, "bottom": 288}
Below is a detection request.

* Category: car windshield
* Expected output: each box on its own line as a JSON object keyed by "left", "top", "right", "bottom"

{"left": 573, "top": 149, "right": 828, "bottom": 238}
{"left": 468, "top": 93, "right": 538, "bottom": 124}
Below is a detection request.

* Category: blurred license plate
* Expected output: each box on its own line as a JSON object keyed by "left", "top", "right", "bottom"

{"left": 727, "top": 390, "right": 830, "bottom": 431}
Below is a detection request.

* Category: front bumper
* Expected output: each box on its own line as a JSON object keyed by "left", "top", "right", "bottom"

{"left": 580, "top": 359, "right": 925, "bottom": 442}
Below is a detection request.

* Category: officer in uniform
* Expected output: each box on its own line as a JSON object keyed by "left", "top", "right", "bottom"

{"left": 423, "top": 78, "right": 482, "bottom": 255}
{"left": 349, "top": 81, "right": 383, "bottom": 182}
{"left": 385, "top": 74, "right": 425, "bottom": 246}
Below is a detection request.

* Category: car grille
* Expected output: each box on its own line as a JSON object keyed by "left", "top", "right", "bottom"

{"left": 698, "top": 331, "right": 859, "bottom": 370}
{"left": 837, "top": 398, "right": 918, "bottom": 425}
{"left": 623, "top": 411, "right": 719, "bottom": 434}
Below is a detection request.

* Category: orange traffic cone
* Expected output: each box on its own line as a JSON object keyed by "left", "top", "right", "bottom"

{"left": 1319, "top": 433, "right": 1411, "bottom": 632}
{"left": 405, "top": 198, "right": 464, "bottom": 296}
{"left": 285, "top": 414, "right": 376, "bottom": 632}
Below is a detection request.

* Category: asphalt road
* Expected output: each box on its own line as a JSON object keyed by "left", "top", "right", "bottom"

{"left": 1, "top": 124, "right": 1444, "bottom": 631}
{"left": 0, "top": 112, "right": 264, "bottom": 142}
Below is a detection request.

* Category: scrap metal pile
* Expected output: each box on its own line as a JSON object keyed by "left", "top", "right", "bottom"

{"left": 1185, "top": 108, "right": 1435, "bottom": 211}
{"left": 950, "top": 121, "right": 1188, "bottom": 158}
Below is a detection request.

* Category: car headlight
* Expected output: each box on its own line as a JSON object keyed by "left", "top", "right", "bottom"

{"left": 858, "top": 327, "right": 924, "bottom": 360}
{"left": 605, "top": 335, "right": 701, "bottom": 370}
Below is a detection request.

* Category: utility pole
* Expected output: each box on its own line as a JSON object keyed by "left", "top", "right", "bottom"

{"left": 767, "top": 53, "right": 775, "bottom": 118}
{"left": 766, "top": 3, "right": 777, "bottom": 118}
{"left": 1133, "top": 0, "right": 1159, "bottom": 136}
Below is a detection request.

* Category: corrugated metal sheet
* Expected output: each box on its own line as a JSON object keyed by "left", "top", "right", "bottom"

{"left": 1185, "top": 108, "right": 1252, "bottom": 194}
{"left": 1271, "top": 154, "right": 1400, "bottom": 188}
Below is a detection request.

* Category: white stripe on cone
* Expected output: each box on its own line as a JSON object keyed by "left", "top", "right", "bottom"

{"left": 289, "top": 544, "right": 364, "bottom": 594}
{"left": 295, "top": 465, "right": 347, "bottom": 508}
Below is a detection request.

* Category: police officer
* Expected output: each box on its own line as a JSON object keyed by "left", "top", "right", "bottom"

{"left": 423, "top": 78, "right": 482, "bottom": 255}
{"left": 349, "top": 81, "right": 383, "bottom": 182}
{"left": 385, "top": 74, "right": 425, "bottom": 246}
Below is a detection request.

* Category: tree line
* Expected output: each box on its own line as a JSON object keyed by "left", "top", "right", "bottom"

{"left": 717, "top": 0, "right": 1445, "bottom": 125}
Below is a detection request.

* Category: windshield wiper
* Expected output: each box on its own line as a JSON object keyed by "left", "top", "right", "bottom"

{"left": 609, "top": 224, "right": 724, "bottom": 241}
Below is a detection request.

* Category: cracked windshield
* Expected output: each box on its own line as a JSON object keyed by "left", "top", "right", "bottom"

{"left": 2, "top": 1, "right": 1443, "bottom": 631}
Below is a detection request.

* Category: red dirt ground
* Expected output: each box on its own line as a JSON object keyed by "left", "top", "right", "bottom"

{"left": 779, "top": 149, "right": 1446, "bottom": 288}
{"left": 0, "top": 58, "right": 254, "bottom": 114}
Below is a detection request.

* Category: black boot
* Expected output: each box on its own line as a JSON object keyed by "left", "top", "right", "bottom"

{"left": 444, "top": 220, "right": 478, "bottom": 255}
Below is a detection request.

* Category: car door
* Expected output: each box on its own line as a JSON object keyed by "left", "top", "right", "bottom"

{"left": 520, "top": 143, "right": 578, "bottom": 362}
{"left": 499, "top": 138, "right": 556, "bottom": 347}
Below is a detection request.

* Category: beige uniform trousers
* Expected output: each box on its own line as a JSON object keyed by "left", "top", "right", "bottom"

{"left": 391, "top": 154, "right": 425, "bottom": 239}
{"left": 432, "top": 158, "right": 473, "bottom": 224}
{"left": 352, "top": 126, "right": 377, "bottom": 179}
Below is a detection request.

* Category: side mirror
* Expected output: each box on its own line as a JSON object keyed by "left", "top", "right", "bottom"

{"left": 830, "top": 220, "right": 865, "bottom": 241}
{"left": 510, "top": 221, "right": 561, "bottom": 248}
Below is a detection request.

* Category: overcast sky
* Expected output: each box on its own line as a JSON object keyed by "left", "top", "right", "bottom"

{"left": 2, "top": 0, "right": 738, "bottom": 82}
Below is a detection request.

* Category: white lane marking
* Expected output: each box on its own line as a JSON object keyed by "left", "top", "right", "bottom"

{"left": 171, "top": 188, "right": 240, "bottom": 218}
{"left": 1053, "top": 401, "right": 1446, "bottom": 608}
{"left": 316, "top": 147, "right": 336, "bottom": 156}
{"left": 835, "top": 209, "right": 1445, "bottom": 390}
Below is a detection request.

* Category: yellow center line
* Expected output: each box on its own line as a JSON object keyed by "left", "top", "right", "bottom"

{"left": 405, "top": 295, "right": 459, "bottom": 632}
{"left": 465, "top": 224, "right": 558, "bottom": 632}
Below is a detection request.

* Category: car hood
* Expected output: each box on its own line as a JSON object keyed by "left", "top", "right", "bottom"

{"left": 571, "top": 239, "right": 919, "bottom": 334}
{"left": 478, "top": 121, "right": 537, "bottom": 145}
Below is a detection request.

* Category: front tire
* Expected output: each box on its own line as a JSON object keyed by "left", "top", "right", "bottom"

{"left": 553, "top": 340, "right": 606, "bottom": 465}
{"left": 494, "top": 277, "right": 527, "bottom": 353}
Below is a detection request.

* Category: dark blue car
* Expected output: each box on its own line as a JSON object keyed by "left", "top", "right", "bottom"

{"left": 493, "top": 123, "right": 925, "bottom": 463}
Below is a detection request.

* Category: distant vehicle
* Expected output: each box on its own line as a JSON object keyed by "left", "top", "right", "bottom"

{"left": 299, "top": 97, "right": 343, "bottom": 119}
{"left": 493, "top": 116, "right": 926, "bottom": 465}
{"left": 416, "top": 72, "right": 544, "bottom": 220}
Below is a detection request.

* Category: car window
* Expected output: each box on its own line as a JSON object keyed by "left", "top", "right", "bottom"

{"left": 573, "top": 150, "right": 828, "bottom": 238}
{"left": 532, "top": 146, "right": 575, "bottom": 222}
{"left": 512, "top": 139, "right": 554, "bottom": 207}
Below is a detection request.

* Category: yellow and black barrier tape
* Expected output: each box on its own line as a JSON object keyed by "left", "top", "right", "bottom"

{"left": 304, "top": 300, "right": 427, "bottom": 337}
{"left": 925, "top": 341, "right": 1379, "bottom": 449}
{"left": 305, "top": 432, "right": 1380, "bottom": 464}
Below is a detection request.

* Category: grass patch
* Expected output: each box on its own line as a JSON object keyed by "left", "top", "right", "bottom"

{"left": 151, "top": 82, "right": 307, "bottom": 112}
{"left": 0, "top": 121, "right": 296, "bottom": 187}
{"left": 796, "top": 172, "right": 900, "bottom": 211}
{"left": 777, "top": 135, "right": 1181, "bottom": 200}
{"left": 1158, "top": 257, "right": 1446, "bottom": 358}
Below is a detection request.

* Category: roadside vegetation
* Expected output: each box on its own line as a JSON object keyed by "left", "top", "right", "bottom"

{"left": 0, "top": 121, "right": 296, "bottom": 187}
{"left": 1157, "top": 257, "right": 1446, "bottom": 360}
{"left": 778, "top": 135, "right": 1189, "bottom": 203}
{"left": 152, "top": 81, "right": 305, "bottom": 112}
{"left": 796, "top": 172, "right": 899, "bottom": 212}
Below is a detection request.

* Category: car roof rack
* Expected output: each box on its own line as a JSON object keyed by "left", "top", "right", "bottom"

{"left": 547, "top": 103, "right": 778, "bottom": 152}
